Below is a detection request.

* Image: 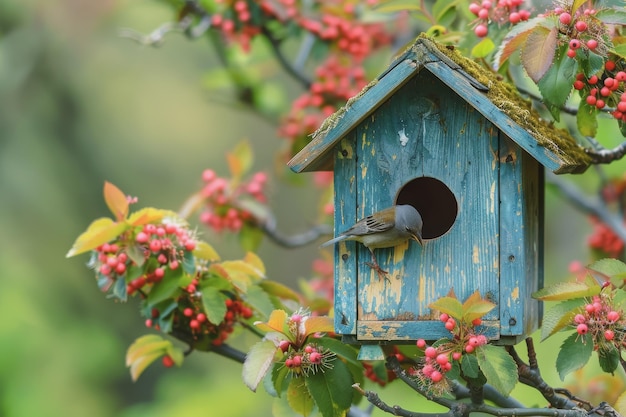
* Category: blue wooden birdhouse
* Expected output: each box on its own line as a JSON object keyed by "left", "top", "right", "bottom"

{"left": 287, "top": 36, "right": 591, "bottom": 348}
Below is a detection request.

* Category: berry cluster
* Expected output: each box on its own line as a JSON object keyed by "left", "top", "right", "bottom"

{"left": 573, "top": 293, "right": 624, "bottom": 347}
{"left": 199, "top": 169, "right": 267, "bottom": 233}
{"left": 92, "top": 221, "right": 196, "bottom": 297}
{"left": 154, "top": 297, "right": 254, "bottom": 347}
{"left": 411, "top": 313, "right": 488, "bottom": 393}
{"left": 588, "top": 217, "right": 625, "bottom": 258}
{"left": 574, "top": 61, "right": 626, "bottom": 120}
{"left": 279, "top": 341, "right": 335, "bottom": 375}
{"left": 279, "top": 55, "right": 369, "bottom": 151}
{"left": 469, "top": 0, "right": 529, "bottom": 38}
{"left": 553, "top": 7, "right": 601, "bottom": 58}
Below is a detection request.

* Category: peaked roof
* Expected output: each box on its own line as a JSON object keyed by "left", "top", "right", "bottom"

{"left": 287, "top": 35, "right": 591, "bottom": 175}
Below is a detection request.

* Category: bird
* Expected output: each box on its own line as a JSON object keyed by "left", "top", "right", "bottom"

{"left": 320, "top": 204, "right": 423, "bottom": 279}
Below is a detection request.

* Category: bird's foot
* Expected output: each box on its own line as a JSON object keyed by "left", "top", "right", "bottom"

{"left": 365, "top": 262, "right": 391, "bottom": 283}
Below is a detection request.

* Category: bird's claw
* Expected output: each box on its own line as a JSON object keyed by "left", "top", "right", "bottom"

{"left": 365, "top": 262, "right": 391, "bottom": 283}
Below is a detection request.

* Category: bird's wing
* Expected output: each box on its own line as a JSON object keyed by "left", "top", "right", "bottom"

{"left": 348, "top": 207, "right": 395, "bottom": 235}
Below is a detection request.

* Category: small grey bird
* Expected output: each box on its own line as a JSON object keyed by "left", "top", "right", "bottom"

{"left": 321, "top": 204, "right": 423, "bottom": 278}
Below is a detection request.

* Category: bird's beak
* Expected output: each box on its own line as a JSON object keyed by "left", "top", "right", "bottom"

{"left": 412, "top": 233, "right": 424, "bottom": 246}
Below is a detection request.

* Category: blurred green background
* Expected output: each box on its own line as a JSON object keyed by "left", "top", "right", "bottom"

{"left": 1, "top": 1, "right": 624, "bottom": 416}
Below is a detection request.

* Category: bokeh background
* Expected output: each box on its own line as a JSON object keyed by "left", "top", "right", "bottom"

{"left": 1, "top": 1, "right": 624, "bottom": 416}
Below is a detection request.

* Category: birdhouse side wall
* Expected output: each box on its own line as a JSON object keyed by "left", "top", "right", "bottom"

{"left": 498, "top": 135, "right": 544, "bottom": 342}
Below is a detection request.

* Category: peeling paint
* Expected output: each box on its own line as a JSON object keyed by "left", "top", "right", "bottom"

{"left": 511, "top": 286, "right": 519, "bottom": 300}
{"left": 490, "top": 181, "right": 496, "bottom": 213}
{"left": 398, "top": 128, "right": 409, "bottom": 146}
{"left": 472, "top": 245, "right": 480, "bottom": 264}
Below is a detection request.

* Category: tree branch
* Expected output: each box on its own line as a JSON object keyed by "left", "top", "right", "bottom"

{"left": 546, "top": 172, "right": 626, "bottom": 244}
{"left": 585, "top": 141, "right": 626, "bottom": 164}
{"left": 258, "top": 214, "right": 332, "bottom": 248}
{"left": 211, "top": 343, "right": 247, "bottom": 363}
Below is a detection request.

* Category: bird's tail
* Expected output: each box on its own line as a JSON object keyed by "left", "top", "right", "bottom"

{"left": 319, "top": 235, "right": 348, "bottom": 248}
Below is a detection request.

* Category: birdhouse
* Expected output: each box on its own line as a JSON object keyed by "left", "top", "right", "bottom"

{"left": 287, "top": 36, "right": 591, "bottom": 348}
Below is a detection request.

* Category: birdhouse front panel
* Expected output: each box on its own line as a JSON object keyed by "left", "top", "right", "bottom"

{"left": 333, "top": 72, "right": 504, "bottom": 342}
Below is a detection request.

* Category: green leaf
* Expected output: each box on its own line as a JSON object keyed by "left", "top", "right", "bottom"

{"left": 246, "top": 284, "right": 275, "bottom": 319}
{"left": 596, "top": 8, "right": 626, "bottom": 25}
{"left": 537, "top": 44, "right": 578, "bottom": 121}
{"left": 259, "top": 280, "right": 301, "bottom": 302}
{"left": 201, "top": 286, "right": 229, "bottom": 325}
{"left": 471, "top": 37, "right": 495, "bottom": 58}
{"left": 541, "top": 298, "right": 587, "bottom": 340}
{"left": 303, "top": 316, "right": 334, "bottom": 337}
{"left": 146, "top": 269, "right": 185, "bottom": 307}
{"left": 532, "top": 281, "right": 600, "bottom": 301}
{"left": 239, "top": 223, "right": 264, "bottom": 251}
{"left": 475, "top": 345, "right": 517, "bottom": 396}
{"left": 580, "top": 50, "right": 605, "bottom": 78}
{"left": 428, "top": 296, "right": 463, "bottom": 321}
{"left": 305, "top": 359, "right": 353, "bottom": 417}
{"left": 556, "top": 332, "right": 593, "bottom": 380}
{"left": 588, "top": 258, "right": 626, "bottom": 280}
{"left": 615, "top": 390, "right": 626, "bottom": 416}
{"left": 576, "top": 101, "right": 598, "bottom": 137}
{"left": 111, "top": 276, "right": 128, "bottom": 302}
{"left": 461, "top": 354, "right": 480, "bottom": 378}
{"left": 521, "top": 25, "right": 557, "bottom": 83}
{"left": 287, "top": 377, "right": 315, "bottom": 416}
{"left": 272, "top": 363, "right": 291, "bottom": 397}
{"left": 243, "top": 340, "right": 279, "bottom": 392}
{"left": 598, "top": 343, "right": 620, "bottom": 374}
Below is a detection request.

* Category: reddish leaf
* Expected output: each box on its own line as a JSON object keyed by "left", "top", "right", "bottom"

{"left": 522, "top": 26, "right": 558, "bottom": 82}
{"left": 104, "top": 181, "right": 129, "bottom": 221}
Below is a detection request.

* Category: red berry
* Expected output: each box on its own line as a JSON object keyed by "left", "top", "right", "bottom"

{"left": 189, "top": 319, "right": 200, "bottom": 329}
{"left": 149, "top": 239, "right": 162, "bottom": 253}
{"left": 586, "top": 95, "right": 597, "bottom": 106}
{"left": 309, "top": 351, "right": 322, "bottom": 364}
{"left": 474, "top": 24, "right": 488, "bottom": 38}
{"left": 472, "top": 317, "right": 482, "bottom": 326}
{"left": 575, "top": 20, "right": 588, "bottom": 32}
{"left": 100, "top": 264, "right": 112, "bottom": 276}
{"left": 183, "top": 307, "right": 194, "bottom": 317}
{"left": 569, "top": 39, "right": 581, "bottom": 49}
{"left": 600, "top": 87, "right": 611, "bottom": 97}
{"left": 566, "top": 48, "right": 577, "bottom": 58}
{"left": 430, "top": 370, "right": 443, "bottom": 382}
{"left": 616, "top": 71, "right": 626, "bottom": 81}
{"left": 416, "top": 339, "right": 427, "bottom": 349}
{"left": 154, "top": 267, "right": 165, "bottom": 279}
{"left": 573, "top": 80, "right": 584, "bottom": 90}
{"left": 162, "top": 355, "right": 175, "bottom": 368}
{"left": 445, "top": 318, "right": 456, "bottom": 331}
{"left": 605, "top": 330, "right": 615, "bottom": 340}
{"left": 196, "top": 313, "right": 207, "bottom": 323}
{"left": 278, "top": 340, "right": 291, "bottom": 353}
{"left": 436, "top": 354, "right": 449, "bottom": 366}
{"left": 292, "top": 355, "right": 302, "bottom": 367}
{"left": 618, "top": 102, "right": 626, "bottom": 112}
{"left": 509, "top": 12, "right": 521, "bottom": 24}
{"left": 465, "top": 344, "right": 475, "bottom": 353}
{"left": 577, "top": 323, "right": 588, "bottom": 334}
{"left": 452, "top": 352, "right": 462, "bottom": 361}
{"left": 586, "top": 39, "right": 598, "bottom": 50}
{"left": 574, "top": 314, "right": 586, "bottom": 324}
{"left": 439, "top": 313, "right": 449, "bottom": 323}
{"left": 606, "top": 60, "right": 616, "bottom": 71}
{"left": 596, "top": 99, "right": 605, "bottom": 109}
{"left": 478, "top": 8, "right": 489, "bottom": 19}
{"left": 559, "top": 12, "right": 572, "bottom": 25}
{"left": 469, "top": 3, "right": 481, "bottom": 15}
{"left": 607, "top": 310, "right": 620, "bottom": 322}
{"left": 424, "top": 346, "right": 437, "bottom": 358}
{"left": 588, "top": 75, "right": 599, "bottom": 84}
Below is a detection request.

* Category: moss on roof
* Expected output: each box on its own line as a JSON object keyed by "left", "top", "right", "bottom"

{"left": 416, "top": 34, "right": 592, "bottom": 168}
{"left": 312, "top": 34, "right": 591, "bottom": 170}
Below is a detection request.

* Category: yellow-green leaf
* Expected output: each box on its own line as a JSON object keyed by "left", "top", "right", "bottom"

{"left": 227, "top": 140, "right": 253, "bottom": 179}
{"left": 255, "top": 309, "right": 290, "bottom": 336}
{"left": 66, "top": 217, "right": 127, "bottom": 257}
{"left": 243, "top": 340, "right": 278, "bottom": 392}
{"left": 244, "top": 251, "right": 266, "bottom": 277}
{"left": 104, "top": 181, "right": 129, "bottom": 221}
{"left": 471, "top": 37, "right": 495, "bottom": 58}
{"left": 127, "top": 207, "right": 179, "bottom": 226}
{"left": 287, "top": 377, "right": 314, "bottom": 416}
{"left": 193, "top": 241, "right": 221, "bottom": 262}
{"left": 303, "top": 316, "right": 334, "bottom": 337}
{"left": 126, "top": 334, "right": 175, "bottom": 381}
{"left": 220, "top": 259, "right": 264, "bottom": 290}
{"left": 429, "top": 296, "right": 463, "bottom": 321}
{"left": 532, "top": 282, "right": 601, "bottom": 301}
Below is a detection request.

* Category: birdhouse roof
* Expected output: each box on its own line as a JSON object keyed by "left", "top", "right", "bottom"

{"left": 287, "top": 35, "right": 591, "bottom": 175}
